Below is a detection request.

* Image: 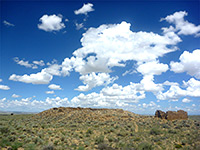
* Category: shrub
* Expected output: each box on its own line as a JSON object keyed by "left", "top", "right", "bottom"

{"left": 43, "top": 144, "right": 54, "bottom": 150}
{"left": 97, "top": 143, "right": 113, "bottom": 150}
{"left": 150, "top": 128, "right": 161, "bottom": 135}
{"left": 78, "top": 146, "right": 84, "bottom": 150}
{"left": 86, "top": 128, "right": 93, "bottom": 134}
{"left": 11, "top": 142, "right": 23, "bottom": 150}
{"left": 0, "top": 138, "right": 11, "bottom": 147}
{"left": 0, "top": 126, "right": 10, "bottom": 134}
{"left": 24, "top": 143, "right": 36, "bottom": 150}
{"left": 175, "top": 144, "right": 182, "bottom": 148}
{"left": 138, "top": 142, "right": 153, "bottom": 150}
{"left": 95, "top": 135, "right": 104, "bottom": 144}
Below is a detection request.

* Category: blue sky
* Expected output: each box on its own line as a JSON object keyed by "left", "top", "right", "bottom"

{"left": 0, "top": 1, "right": 200, "bottom": 114}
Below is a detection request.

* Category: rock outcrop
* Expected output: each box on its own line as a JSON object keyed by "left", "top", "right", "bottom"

{"left": 155, "top": 110, "right": 166, "bottom": 119}
{"left": 155, "top": 110, "right": 188, "bottom": 120}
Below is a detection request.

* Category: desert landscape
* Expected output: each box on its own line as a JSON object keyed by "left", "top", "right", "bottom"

{"left": 0, "top": 107, "right": 200, "bottom": 150}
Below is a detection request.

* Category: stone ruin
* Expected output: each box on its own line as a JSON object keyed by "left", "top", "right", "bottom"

{"left": 155, "top": 110, "right": 188, "bottom": 120}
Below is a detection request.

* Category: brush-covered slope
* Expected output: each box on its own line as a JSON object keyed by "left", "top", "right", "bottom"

{"left": 35, "top": 107, "right": 139, "bottom": 122}
{"left": 0, "top": 107, "right": 200, "bottom": 150}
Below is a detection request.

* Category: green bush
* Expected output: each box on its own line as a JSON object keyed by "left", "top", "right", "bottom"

{"left": 78, "top": 146, "right": 84, "bottom": 150}
{"left": 0, "top": 138, "right": 11, "bottom": 147}
{"left": 150, "top": 128, "right": 161, "bottom": 135}
{"left": 43, "top": 144, "right": 54, "bottom": 150}
{"left": 95, "top": 135, "right": 104, "bottom": 144}
{"left": 86, "top": 128, "right": 93, "bottom": 134}
{"left": 175, "top": 144, "right": 182, "bottom": 149}
{"left": 11, "top": 142, "right": 23, "bottom": 150}
{"left": 24, "top": 143, "right": 36, "bottom": 150}
{"left": 0, "top": 126, "right": 10, "bottom": 134}
{"left": 138, "top": 142, "right": 153, "bottom": 150}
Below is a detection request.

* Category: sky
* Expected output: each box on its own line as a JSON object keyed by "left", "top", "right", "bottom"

{"left": 0, "top": 0, "right": 200, "bottom": 114}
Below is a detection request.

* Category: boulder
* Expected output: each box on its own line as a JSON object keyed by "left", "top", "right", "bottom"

{"left": 155, "top": 110, "right": 166, "bottom": 119}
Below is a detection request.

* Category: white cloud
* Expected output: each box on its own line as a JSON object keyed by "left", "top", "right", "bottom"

{"left": 163, "top": 81, "right": 179, "bottom": 86}
{"left": 14, "top": 57, "right": 37, "bottom": 69}
{"left": 9, "top": 69, "right": 53, "bottom": 84}
{"left": 0, "top": 79, "right": 2, "bottom": 82}
{"left": 75, "top": 23, "right": 84, "bottom": 30}
{"left": 14, "top": 57, "right": 46, "bottom": 69}
{"left": 161, "top": 11, "right": 200, "bottom": 36}
{"left": 156, "top": 78, "right": 200, "bottom": 100}
{"left": 12, "top": 94, "right": 21, "bottom": 98}
{"left": 72, "top": 82, "right": 145, "bottom": 108}
{"left": 44, "top": 64, "right": 61, "bottom": 76}
{"left": 74, "top": 3, "right": 94, "bottom": 15}
{"left": 140, "top": 75, "right": 163, "bottom": 92}
{"left": 0, "top": 96, "right": 69, "bottom": 112}
{"left": 38, "top": 14, "right": 65, "bottom": 32}
{"left": 183, "top": 78, "right": 200, "bottom": 97}
{"left": 33, "top": 60, "right": 45, "bottom": 66}
{"left": 48, "top": 84, "right": 62, "bottom": 90}
{"left": 137, "top": 61, "right": 168, "bottom": 76}
{"left": 122, "top": 70, "right": 137, "bottom": 76}
{"left": 3, "top": 20, "right": 15, "bottom": 27}
{"left": 62, "top": 21, "right": 181, "bottom": 77}
{"left": 142, "top": 101, "right": 160, "bottom": 109}
{"left": 182, "top": 98, "right": 192, "bottom": 103}
{"left": 46, "top": 91, "right": 55, "bottom": 94}
{"left": 170, "top": 49, "right": 200, "bottom": 79}
{"left": 9, "top": 62, "right": 62, "bottom": 85}
{"left": 75, "top": 72, "right": 118, "bottom": 91}
{"left": 0, "top": 85, "right": 10, "bottom": 90}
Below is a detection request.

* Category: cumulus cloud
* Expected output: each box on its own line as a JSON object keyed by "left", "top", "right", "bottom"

{"left": 9, "top": 69, "right": 53, "bottom": 84}
{"left": 48, "top": 84, "right": 62, "bottom": 90}
{"left": 12, "top": 94, "right": 21, "bottom": 98}
{"left": 140, "top": 75, "right": 163, "bottom": 92}
{"left": 33, "top": 60, "right": 45, "bottom": 66}
{"left": 9, "top": 62, "right": 62, "bottom": 84}
{"left": 44, "top": 64, "right": 61, "bottom": 76}
{"left": 161, "top": 11, "right": 200, "bottom": 36}
{"left": 14, "top": 57, "right": 46, "bottom": 69}
{"left": 72, "top": 82, "right": 145, "bottom": 108}
{"left": 38, "top": 14, "right": 65, "bottom": 32}
{"left": 62, "top": 21, "right": 181, "bottom": 77}
{"left": 46, "top": 91, "right": 55, "bottom": 94}
{"left": 0, "top": 79, "right": 2, "bottom": 82}
{"left": 76, "top": 72, "right": 118, "bottom": 91}
{"left": 74, "top": 3, "right": 94, "bottom": 15}
{"left": 142, "top": 101, "right": 160, "bottom": 109}
{"left": 3, "top": 20, "right": 15, "bottom": 27}
{"left": 182, "top": 98, "right": 192, "bottom": 103}
{"left": 170, "top": 49, "right": 200, "bottom": 79}
{"left": 156, "top": 78, "right": 200, "bottom": 100}
{"left": 0, "top": 85, "right": 10, "bottom": 90}
{"left": 14, "top": 57, "right": 36, "bottom": 69}
{"left": 137, "top": 61, "right": 168, "bottom": 76}
{"left": 0, "top": 96, "right": 69, "bottom": 112}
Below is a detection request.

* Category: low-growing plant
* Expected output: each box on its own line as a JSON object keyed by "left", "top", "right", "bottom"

{"left": 95, "top": 135, "right": 104, "bottom": 144}
{"left": 11, "top": 142, "right": 23, "bottom": 150}
{"left": 138, "top": 142, "right": 153, "bottom": 150}
{"left": 150, "top": 127, "right": 161, "bottom": 135}
{"left": 175, "top": 144, "right": 182, "bottom": 148}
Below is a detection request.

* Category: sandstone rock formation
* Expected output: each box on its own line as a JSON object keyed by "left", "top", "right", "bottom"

{"left": 155, "top": 110, "right": 166, "bottom": 119}
{"left": 155, "top": 110, "right": 188, "bottom": 120}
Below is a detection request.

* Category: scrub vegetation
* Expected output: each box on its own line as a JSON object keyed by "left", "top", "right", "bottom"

{"left": 0, "top": 107, "right": 199, "bottom": 150}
